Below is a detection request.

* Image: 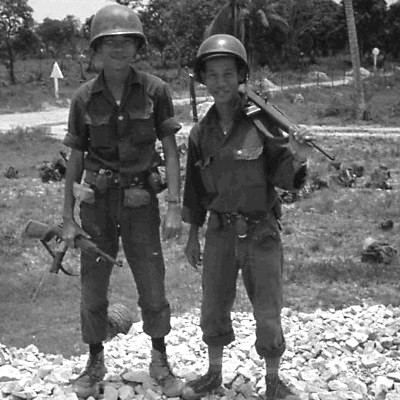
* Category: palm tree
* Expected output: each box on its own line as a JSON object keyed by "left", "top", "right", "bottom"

{"left": 343, "top": 0, "right": 367, "bottom": 120}
{"left": 205, "top": 0, "right": 290, "bottom": 68}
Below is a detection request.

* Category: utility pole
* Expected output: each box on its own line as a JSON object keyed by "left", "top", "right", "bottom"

{"left": 343, "top": 0, "right": 367, "bottom": 120}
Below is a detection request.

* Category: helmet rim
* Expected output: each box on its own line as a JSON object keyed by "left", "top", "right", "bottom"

{"left": 89, "top": 4, "right": 147, "bottom": 50}
{"left": 194, "top": 34, "right": 249, "bottom": 84}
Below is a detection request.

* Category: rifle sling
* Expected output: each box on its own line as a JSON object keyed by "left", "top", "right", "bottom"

{"left": 250, "top": 115, "right": 288, "bottom": 144}
{"left": 59, "top": 264, "right": 78, "bottom": 276}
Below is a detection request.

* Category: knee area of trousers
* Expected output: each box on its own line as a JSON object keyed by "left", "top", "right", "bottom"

{"left": 82, "top": 299, "right": 108, "bottom": 313}
{"left": 255, "top": 315, "right": 281, "bottom": 333}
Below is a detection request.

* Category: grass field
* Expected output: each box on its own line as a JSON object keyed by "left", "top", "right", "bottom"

{"left": 1, "top": 62, "right": 400, "bottom": 358}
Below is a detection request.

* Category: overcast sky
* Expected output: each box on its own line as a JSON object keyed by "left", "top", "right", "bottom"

{"left": 29, "top": 0, "right": 113, "bottom": 23}
{"left": 29, "top": 0, "right": 399, "bottom": 23}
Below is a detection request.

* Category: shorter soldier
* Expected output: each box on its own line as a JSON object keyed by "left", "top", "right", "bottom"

{"left": 61, "top": 4, "right": 182, "bottom": 399}
{"left": 182, "top": 34, "right": 312, "bottom": 400}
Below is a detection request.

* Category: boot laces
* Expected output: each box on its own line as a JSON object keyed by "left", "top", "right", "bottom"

{"left": 188, "top": 370, "right": 222, "bottom": 393}
{"left": 79, "top": 353, "right": 105, "bottom": 380}
{"left": 151, "top": 350, "right": 174, "bottom": 379}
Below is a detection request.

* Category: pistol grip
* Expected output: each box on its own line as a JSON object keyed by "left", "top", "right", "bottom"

{"left": 50, "top": 244, "right": 68, "bottom": 274}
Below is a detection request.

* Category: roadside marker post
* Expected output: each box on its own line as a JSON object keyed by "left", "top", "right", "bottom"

{"left": 372, "top": 48, "right": 380, "bottom": 72}
{"left": 50, "top": 62, "right": 64, "bottom": 99}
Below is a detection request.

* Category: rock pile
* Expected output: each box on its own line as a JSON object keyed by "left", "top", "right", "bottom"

{"left": 1, "top": 304, "right": 400, "bottom": 400}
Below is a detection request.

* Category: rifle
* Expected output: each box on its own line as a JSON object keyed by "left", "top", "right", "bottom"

{"left": 243, "top": 87, "right": 335, "bottom": 161}
{"left": 23, "top": 220, "right": 122, "bottom": 276}
{"left": 188, "top": 71, "right": 199, "bottom": 123}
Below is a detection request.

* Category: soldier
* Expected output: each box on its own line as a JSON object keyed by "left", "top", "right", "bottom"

{"left": 61, "top": 4, "right": 183, "bottom": 398}
{"left": 182, "top": 34, "right": 312, "bottom": 400}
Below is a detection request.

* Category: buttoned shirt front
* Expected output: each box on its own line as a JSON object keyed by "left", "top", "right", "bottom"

{"left": 63, "top": 66, "right": 181, "bottom": 176}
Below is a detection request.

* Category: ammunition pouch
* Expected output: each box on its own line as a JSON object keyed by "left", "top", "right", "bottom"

{"left": 123, "top": 186, "right": 150, "bottom": 208}
{"left": 73, "top": 182, "right": 95, "bottom": 204}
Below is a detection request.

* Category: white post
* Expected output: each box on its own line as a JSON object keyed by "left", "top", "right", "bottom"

{"left": 50, "top": 62, "right": 64, "bottom": 99}
{"left": 54, "top": 77, "right": 59, "bottom": 99}
{"left": 372, "top": 47, "right": 380, "bottom": 72}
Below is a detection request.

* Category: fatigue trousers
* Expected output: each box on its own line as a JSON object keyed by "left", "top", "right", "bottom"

{"left": 79, "top": 188, "right": 171, "bottom": 344}
{"left": 200, "top": 213, "right": 286, "bottom": 359}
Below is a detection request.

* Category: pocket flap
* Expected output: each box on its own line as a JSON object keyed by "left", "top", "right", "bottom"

{"left": 234, "top": 146, "right": 263, "bottom": 160}
{"left": 128, "top": 98, "right": 153, "bottom": 119}
{"left": 85, "top": 113, "right": 110, "bottom": 126}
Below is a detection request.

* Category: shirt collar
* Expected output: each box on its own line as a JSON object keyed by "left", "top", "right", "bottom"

{"left": 202, "top": 94, "right": 246, "bottom": 129}
{"left": 91, "top": 66, "right": 140, "bottom": 94}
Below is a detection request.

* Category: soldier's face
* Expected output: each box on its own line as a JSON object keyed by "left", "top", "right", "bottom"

{"left": 202, "top": 57, "right": 241, "bottom": 105}
{"left": 98, "top": 35, "right": 138, "bottom": 70}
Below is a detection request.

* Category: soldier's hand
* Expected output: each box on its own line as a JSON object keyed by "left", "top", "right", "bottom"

{"left": 184, "top": 235, "right": 201, "bottom": 269}
{"left": 162, "top": 203, "right": 182, "bottom": 240}
{"left": 289, "top": 125, "right": 313, "bottom": 161}
{"left": 62, "top": 219, "right": 90, "bottom": 248}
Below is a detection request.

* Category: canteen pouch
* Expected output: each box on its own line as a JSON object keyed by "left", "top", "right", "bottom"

{"left": 73, "top": 182, "right": 95, "bottom": 204}
{"left": 123, "top": 186, "right": 151, "bottom": 208}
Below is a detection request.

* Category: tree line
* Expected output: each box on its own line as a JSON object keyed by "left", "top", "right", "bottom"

{"left": 1, "top": 0, "right": 399, "bottom": 84}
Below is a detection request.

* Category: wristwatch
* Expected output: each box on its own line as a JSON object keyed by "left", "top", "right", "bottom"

{"left": 166, "top": 195, "right": 181, "bottom": 204}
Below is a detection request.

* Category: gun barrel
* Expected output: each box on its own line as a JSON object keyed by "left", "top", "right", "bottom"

{"left": 245, "top": 88, "right": 335, "bottom": 161}
{"left": 76, "top": 236, "right": 122, "bottom": 267}
{"left": 24, "top": 219, "right": 122, "bottom": 269}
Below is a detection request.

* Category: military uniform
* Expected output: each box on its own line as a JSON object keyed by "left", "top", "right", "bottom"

{"left": 182, "top": 98, "right": 306, "bottom": 359}
{"left": 64, "top": 66, "right": 181, "bottom": 344}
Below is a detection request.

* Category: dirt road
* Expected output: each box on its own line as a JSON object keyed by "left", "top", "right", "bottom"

{"left": 1, "top": 102, "right": 400, "bottom": 140}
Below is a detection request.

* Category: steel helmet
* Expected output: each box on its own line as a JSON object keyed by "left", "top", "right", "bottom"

{"left": 90, "top": 4, "right": 146, "bottom": 50}
{"left": 194, "top": 34, "right": 249, "bottom": 84}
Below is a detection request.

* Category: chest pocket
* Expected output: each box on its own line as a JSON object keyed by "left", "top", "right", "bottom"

{"left": 231, "top": 126, "right": 265, "bottom": 186}
{"left": 127, "top": 110, "right": 157, "bottom": 145}
{"left": 233, "top": 146, "right": 263, "bottom": 161}
{"left": 86, "top": 113, "right": 112, "bottom": 148}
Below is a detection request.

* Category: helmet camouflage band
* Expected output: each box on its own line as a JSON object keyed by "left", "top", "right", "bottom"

{"left": 194, "top": 34, "right": 249, "bottom": 84}
{"left": 90, "top": 3, "right": 147, "bottom": 50}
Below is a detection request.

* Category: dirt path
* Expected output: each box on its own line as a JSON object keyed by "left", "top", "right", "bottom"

{"left": 1, "top": 101, "right": 400, "bottom": 140}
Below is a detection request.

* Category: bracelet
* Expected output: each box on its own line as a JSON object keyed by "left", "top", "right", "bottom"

{"left": 166, "top": 196, "right": 181, "bottom": 204}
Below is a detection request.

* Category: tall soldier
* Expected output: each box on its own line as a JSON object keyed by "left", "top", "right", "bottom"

{"left": 61, "top": 4, "right": 183, "bottom": 398}
{"left": 182, "top": 34, "right": 312, "bottom": 400}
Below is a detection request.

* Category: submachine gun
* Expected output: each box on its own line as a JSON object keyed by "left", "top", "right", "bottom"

{"left": 187, "top": 72, "right": 335, "bottom": 161}
{"left": 23, "top": 221, "right": 134, "bottom": 339}
{"left": 242, "top": 87, "right": 335, "bottom": 161}
{"left": 23, "top": 220, "right": 122, "bottom": 276}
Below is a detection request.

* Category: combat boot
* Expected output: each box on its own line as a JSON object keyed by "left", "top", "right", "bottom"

{"left": 182, "top": 369, "right": 223, "bottom": 400}
{"left": 265, "top": 374, "right": 299, "bottom": 400}
{"left": 149, "top": 349, "right": 184, "bottom": 397}
{"left": 72, "top": 351, "right": 107, "bottom": 399}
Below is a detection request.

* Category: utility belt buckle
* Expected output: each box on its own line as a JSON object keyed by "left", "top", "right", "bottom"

{"left": 221, "top": 212, "right": 249, "bottom": 239}
{"left": 234, "top": 214, "right": 249, "bottom": 239}
{"left": 98, "top": 168, "right": 114, "bottom": 178}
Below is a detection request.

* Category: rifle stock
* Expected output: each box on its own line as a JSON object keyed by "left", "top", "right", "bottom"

{"left": 23, "top": 220, "right": 122, "bottom": 274}
{"left": 244, "top": 87, "right": 335, "bottom": 161}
